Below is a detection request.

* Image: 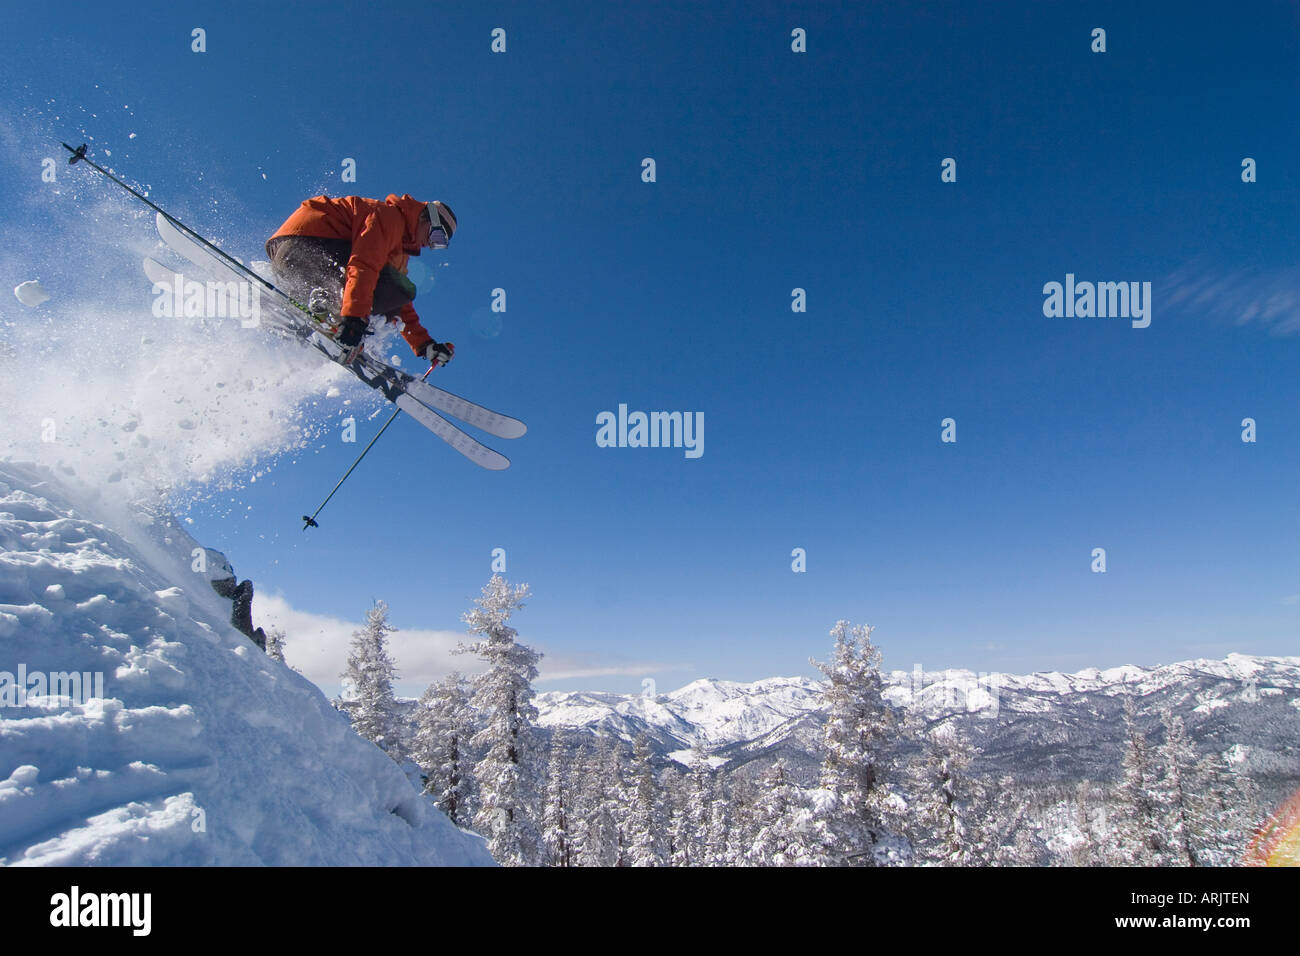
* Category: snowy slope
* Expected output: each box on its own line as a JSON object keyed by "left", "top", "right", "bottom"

{"left": 0, "top": 460, "right": 492, "bottom": 866}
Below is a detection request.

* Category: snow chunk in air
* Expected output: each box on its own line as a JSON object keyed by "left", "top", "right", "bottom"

{"left": 13, "top": 280, "right": 50, "bottom": 307}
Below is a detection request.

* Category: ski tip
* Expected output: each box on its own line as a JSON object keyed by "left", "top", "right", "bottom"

{"left": 490, "top": 420, "right": 527, "bottom": 440}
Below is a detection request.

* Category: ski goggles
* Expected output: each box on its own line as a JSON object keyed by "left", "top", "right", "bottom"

{"left": 425, "top": 225, "right": 450, "bottom": 250}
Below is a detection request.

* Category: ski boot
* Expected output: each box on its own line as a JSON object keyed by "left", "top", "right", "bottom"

{"left": 306, "top": 288, "right": 368, "bottom": 365}
{"left": 307, "top": 287, "right": 341, "bottom": 332}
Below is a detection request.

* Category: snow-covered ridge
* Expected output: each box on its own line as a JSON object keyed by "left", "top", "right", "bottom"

{"left": 918, "top": 654, "right": 1298, "bottom": 698}
{"left": 536, "top": 657, "right": 1300, "bottom": 787}
{"left": 541, "top": 657, "right": 1300, "bottom": 737}
{"left": 539, "top": 676, "right": 824, "bottom": 751}
{"left": 0, "top": 461, "right": 491, "bottom": 866}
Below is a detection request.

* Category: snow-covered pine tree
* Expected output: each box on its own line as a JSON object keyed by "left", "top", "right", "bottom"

{"left": 987, "top": 774, "right": 1048, "bottom": 866}
{"left": 264, "top": 626, "right": 287, "bottom": 663}
{"left": 340, "top": 600, "right": 403, "bottom": 761}
{"left": 726, "top": 773, "right": 763, "bottom": 866}
{"left": 1193, "top": 748, "right": 1260, "bottom": 866}
{"left": 565, "top": 742, "right": 597, "bottom": 866}
{"left": 455, "top": 574, "right": 543, "bottom": 866}
{"left": 603, "top": 734, "right": 631, "bottom": 867}
{"left": 412, "top": 672, "right": 473, "bottom": 826}
{"left": 1159, "top": 708, "right": 1207, "bottom": 867}
{"left": 810, "top": 620, "right": 898, "bottom": 865}
{"left": 1068, "top": 782, "right": 1103, "bottom": 866}
{"left": 1171, "top": 731, "right": 1264, "bottom": 868}
{"left": 1112, "top": 695, "right": 1167, "bottom": 865}
{"left": 905, "top": 721, "right": 988, "bottom": 866}
{"left": 541, "top": 738, "right": 574, "bottom": 867}
{"left": 748, "top": 760, "right": 810, "bottom": 866}
{"left": 661, "top": 766, "right": 689, "bottom": 866}
{"left": 627, "top": 734, "right": 665, "bottom": 866}
{"left": 707, "top": 774, "right": 736, "bottom": 865}
{"left": 684, "top": 749, "right": 716, "bottom": 865}
{"left": 575, "top": 734, "right": 626, "bottom": 867}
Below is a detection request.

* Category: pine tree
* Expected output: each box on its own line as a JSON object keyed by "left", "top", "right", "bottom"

{"left": 1112, "top": 695, "right": 1167, "bottom": 865}
{"left": 748, "top": 760, "right": 810, "bottom": 866}
{"left": 1197, "top": 749, "right": 1260, "bottom": 866}
{"left": 906, "top": 721, "right": 988, "bottom": 865}
{"left": 1068, "top": 782, "right": 1102, "bottom": 866}
{"left": 1159, "top": 708, "right": 1203, "bottom": 867}
{"left": 566, "top": 742, "right": 598, "bottom": 866}
{"left": 987, "top": 775, "right": 1047, "bottom": 866}
{"left": 661, "top": 766, "right": 690, "bottom": 867}
{"left": 455, "top": 575, "right": 543, "bottom": 866}
{"left": 264, "top": 626, "right": 287, "bottom": 663}
{"left": 1162, "top": 720, "right": 1264, "bottom": 868}
{"left": 540, "top": 739, "right": 574, "bottom": 867}
{"left": 340, "top": 601, "right": 402, "bottom": 760}
{"left": 575, "top": 734, "right": 626, "bottom": 867}
{"left": 684, "top": 750, "right": 715, "bottom": 865}
{"left": 706, "top": 772, "right": 734, "bottom": 865}
{"left": 810, "top": 620, "right": 898, "bottom": 865}
{"left": 626, "top": 734, "right": 665, "bottom": 866}
{"left": 726, "top": 774, "right": 765, "bottom": 866}
{"left": 412, "top": 672, "right": 473, "bottom": 826}
{"left": 667, "top": 765, "right": 704, "bottom": 867}
{"left": 602, "top": 734, "right": 631, "bottom": 867}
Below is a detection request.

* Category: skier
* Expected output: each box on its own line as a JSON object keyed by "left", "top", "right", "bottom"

{"left": 265, "top": 193, "right": 457, "bottom": 365}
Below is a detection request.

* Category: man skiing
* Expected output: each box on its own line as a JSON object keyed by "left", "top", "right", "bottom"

{"left": 265, "top": 193, "right": 457, "bottom": 365}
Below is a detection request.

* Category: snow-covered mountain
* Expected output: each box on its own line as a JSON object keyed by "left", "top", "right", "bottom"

{"left": 537, "top": 656, "right": 1300, "bottom": 800}
{"left": 0, "top": 461, "right": 491, "bottom": 866}
{"left": 539, "top": 677, "right": 824, "bottom": 765}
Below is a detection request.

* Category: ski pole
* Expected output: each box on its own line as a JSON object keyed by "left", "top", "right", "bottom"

{"left": 301, "top": 365, "right": 436, "bottom": 530}
{"left": 61, "top": 142, "right": 310, "bottom": 316}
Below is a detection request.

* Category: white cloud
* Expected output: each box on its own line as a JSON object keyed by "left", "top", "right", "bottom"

{"left": 536, "top": 662, "right": 666, "bottom": 683}
{"left": 256, "top": 593, "right": 479, "bottom": 697}
{"left": 1163, "top": 262, "right": 1300, "bottom": 335}
{"left": 256, "top": 594, "right": 672, "bottom": 697}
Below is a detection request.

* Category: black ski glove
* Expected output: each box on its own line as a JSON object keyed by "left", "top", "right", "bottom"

{"left": 423, "top": 340, "right": 455, "bottom": 367}
{"left": 337, "top": 316, "right": 370, "bottom": 348}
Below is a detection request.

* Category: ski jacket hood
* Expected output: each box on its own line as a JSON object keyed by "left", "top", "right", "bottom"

{"left": 384, "top": 193, "right": 432, "bottom": 254}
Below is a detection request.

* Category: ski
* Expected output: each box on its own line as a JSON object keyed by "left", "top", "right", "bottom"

{"left": 402, "top": 378, "right": 527, "bottom": 441}
{"left": 146, "top": 214, "right": 525, "bottom": 464}
{"left": 394, "top": 396, "right": 510, "bottom": 471}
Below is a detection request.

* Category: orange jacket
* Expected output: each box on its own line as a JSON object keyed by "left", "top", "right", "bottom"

{"left": 268, "top": 193, "right": 434, "bottom": 355}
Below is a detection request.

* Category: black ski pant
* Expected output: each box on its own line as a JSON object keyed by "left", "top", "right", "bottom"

{"left": 265, "top": 235, "right": 414, "bottom": 319}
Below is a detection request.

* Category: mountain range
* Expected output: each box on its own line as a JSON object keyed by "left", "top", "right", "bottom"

{"left": 535, "top": 656, "right": 1300, "bottom": 803}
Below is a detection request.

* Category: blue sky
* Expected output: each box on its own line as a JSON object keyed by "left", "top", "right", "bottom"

{"left": 3, "top": 1, "right": 1298, "bottom": 694}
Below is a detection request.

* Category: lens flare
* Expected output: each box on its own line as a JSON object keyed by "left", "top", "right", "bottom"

{"left": 1245, "top": 790, "right": 1300, "bottom": 866}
